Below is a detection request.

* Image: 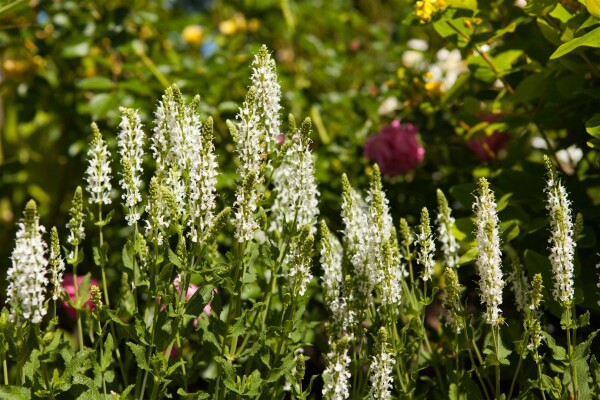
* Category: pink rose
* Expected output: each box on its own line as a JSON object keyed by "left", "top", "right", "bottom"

{"left": 364, "top": 121, "right": 425, "bottom": 176}
{"left": 61, "top": 274, "right": 99, "bottom": 319}
{"left": 467, "top": 114, "right": 509, "bottom": 161}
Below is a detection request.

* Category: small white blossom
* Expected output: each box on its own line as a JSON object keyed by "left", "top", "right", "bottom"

{"left": 6, "top": 200, "right": 49, "bottom": 324}
{"left": 251, "top": 45, "right": 282, "bottom": 153}
{"left": 322, "top": 337, "right": 352, "bottom": 400}
{"left": 473, "top": 178, "right": 504, "bottom": 326}
{"left": 49, "top": 227, "right": 65, "bottom": 301}
{"left": 117, "top": 107, "right": 146, "bottom": 226}
{"left": 544, "top": 156, "right": 575, "bottom": 305}
{"left": 436, "top": 189, "right": 459, "bottom": 269}
{"left": 270, "top": 121, "right": 319, "bottom": 235}
{"left": 85, "top": 123, "right": 113, "bottom": 205}
{"left": 509, "top": 257, "right": 530, "bottom": 313}
{"left": 320, "top": 221, "right": 344, "bottom": 304}
{"left": 417, "top": 207, "right": 436, "bottom": 282}
{"left": 368, "top": 329, "right": 395, "bottom": 400}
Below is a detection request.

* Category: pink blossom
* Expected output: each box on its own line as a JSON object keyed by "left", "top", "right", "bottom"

{"left": 364, "top": 121, "right": 424, "bottom": 176}
{"left": 467, "top": 114, "right": 509, "bottom": 161}
{"left": 61, "top": 274, "right": 99, "bottom": 319}
{"left": 173, "top": 276, "right": 213, "bottom": 327}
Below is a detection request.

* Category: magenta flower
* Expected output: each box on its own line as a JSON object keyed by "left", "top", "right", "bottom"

{"left": 467, "top": 131, "right": 509, "bottom": 162}
{"left": 364, "top": 121, "right": 425, "bottom": 176}
{"left": 467, "top": 114, "right": 509, "bottom": 162}
{"left": 61, "top": 274, "right": 99, "bottom": 319}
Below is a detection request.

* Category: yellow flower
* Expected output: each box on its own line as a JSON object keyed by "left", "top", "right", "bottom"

{"left": 182, "top": 25, "right": 204, "bottom": 46}
{"left": 219, "top": 19, "right": 237, "bottom": 36}
{"left": 415, "top": 0, "right": 446, "bottom": 23}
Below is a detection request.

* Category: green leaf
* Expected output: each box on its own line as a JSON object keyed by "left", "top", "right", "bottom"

{"left": 458, "top": 247, "right": 477, "bottom": 265}
{"left": 0, "top": 386, "right": 31, "bottom": 400}
{"left": 543, "top": 331, "right": 567, "bottom": 362}
{"left": 586, "top": 113, "right": 600, "bottom": 138}
{"left": 122, "top": 242, "right": 134, "bottom": 272}
{"left": 101, "top": 333, "right": 114, "bottom": 371}
{"left": 126, "top": 342, "right": 150, "bottom": 371}
{"left": 524, "top": 0, "right": 558, "bottom": 16}
{"left": 550, "top": 26, "right": 600, "bottom": 59}
{"left": 77, "top": 77, "right": 114, "bottom": 91}
{"left": 266, "top": 352, "right": 296, "bottom": 383}
{"left": 176, "top": 388, "right": 210, "bottom": 400}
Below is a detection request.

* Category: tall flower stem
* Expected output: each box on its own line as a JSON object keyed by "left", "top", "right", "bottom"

{"left": 492, "top": 325, "right": 501, "bottom": 399}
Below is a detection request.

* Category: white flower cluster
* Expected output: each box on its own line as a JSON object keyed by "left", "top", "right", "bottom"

{"left": 49, "top": 226, "right": 65, "bottom": 301}
{"left": 509, "top": 257, "right": 530, "bottom": 313}
{"left": 270, "top": 122, "right": 319, "bottom": 235}
{"left": 286, "top": 227, "right": 314, "bottom": 296}
{"left": 436, "top": 189, "right": 459, "bottom": 269}
{"left": 148, "top": 87, "right": 218, "bottom": 243}
{"left": 320, "top": 221, "right": 355, "bottom": 339}
{"left": 251, "top": 45, "right": 282, "bottom": 153}
{"left": 85, "top": 123, "right": 113, "bottom": 205}
{"left": 368, "top": 336, "right": 395, "bottom": 400}
{"left": 117, "top": 108, "right": 145, "bottom": 226}
{"left": 473, "top": 178, "right": 504, "bottom": 326}
{"left": 6, "top": 201, "right": 49, "bottom": 324}
{"left": 417, "top": 207, "right": 436, "bottom": 282}
{"left": 322, "top": 338, "right": 352, "bottom": 400}
{"left": 545, "top": 158, "right": 575, "bottom": 305}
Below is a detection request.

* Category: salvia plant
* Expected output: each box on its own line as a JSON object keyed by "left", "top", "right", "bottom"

{"left": 1, "top": 45, "right": 599, "bottom": 400}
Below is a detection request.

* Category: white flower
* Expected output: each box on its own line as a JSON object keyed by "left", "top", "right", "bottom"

{"left": 270, "top": 122, "right": 319, "bottom": 235}
{"left": 322, "top": 337, "right": 352, "bottom": 400}
{"left": 251, "top": 45, "right": 282, "bottom": 153}
{"left": 49, "top": 227, "right": 65, "bottom": 301}
{"left": 368, "top": 332, "right": 395, "bottom": 400}
{"left": 509, "top": 257, "right": 530, "bottom": 313}
{"left": 417, "top": 207, "right": 436, "bottom": 281}
{"left": 427, "top": 48, "right": 467, "bottom": 91}
{"left": 436, "top": 189, "right": 459, "bottom": 269}
{"left": 6, "top": 200, "right": 49, "bottom": 324}
{"left": 117, "top": 108, "right": 146, "bottom": 226}
{"left": 544, "top": 156, "right": 575, "bottom": 304}
{"left": 473, "top": 178, "right": 504, "bottom": 326}
{"left": 85, "top": 123, "right": 113, "bottom": 205}
{"left": 320, "top": 221, "right": 344, "bottom": 304}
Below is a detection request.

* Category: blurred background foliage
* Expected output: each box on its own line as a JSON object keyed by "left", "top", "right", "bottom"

{"left": 1, "top": 0, "right": 600, "bottom": 325}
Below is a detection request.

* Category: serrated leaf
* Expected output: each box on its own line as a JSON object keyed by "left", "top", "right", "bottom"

{"left": 550, "top": 26, "right": 600, "bottom": 59}
{"left": 126, "top": 342, "right": 150, "bottom": 371}
{"left": 168, "top": 247, "right": 182, "bottom": 268}
{"left": 543, "top": 331, "right": 567, "bottom": 361}
{"left": 101, "top": 333, "right": 114, "bottom": 371}
{"left": 573, "top": 329, "right": 598, "bottom": 361}
{"left": 267, "top": 352, "right": 296, "bottom": 383}
{"left": 122, "top": 242, "right": 134, "bottom": 272}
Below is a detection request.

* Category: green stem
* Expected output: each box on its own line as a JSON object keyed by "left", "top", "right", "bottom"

{"left": 507, "top": 349, "right": 524, "bottom": 399}
{"left": 493, "top": 326, "right": 501, "bottom": 399}
{"left": 2, "top": 358, "right": 8, "bottom": 386}
{"left": 468, "top": 348, "right": 491, "bottom": 400}
{"left": 0, "top": 0, "right": 28, "bottom": 16}
{"left": 537, "top": 361, "right": 547, "bottom": 400}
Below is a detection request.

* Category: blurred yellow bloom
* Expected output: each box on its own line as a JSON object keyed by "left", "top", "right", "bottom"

{"left": 247, "top": 18, "right": 260, "bottom": 33}
{"left": 425, "top": 81, "right": 443, "bottom": 97}
{"left": 182, "top": 25, "right": 204, "bottom": 46}
{"left": 415, "top": 0, "right": 446, "bottom": 23}
{"left": 219, "top": 20, "right": 237, "bottom": 36}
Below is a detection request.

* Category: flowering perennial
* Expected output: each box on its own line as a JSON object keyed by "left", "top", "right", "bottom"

{"left": 368, "top": 328, "right": 395, "bottom": 400}
{"left": 322, "top": 337, "right": 352, "bottom": 400}
{"left": 5, "top": 200, "right": 49, "bottom": 324}
{"left": 473, "top": 177, "right": 504, "bottom": 326}
{"left": 251, "top": 44, "right": 282, "bottom": 153}
{"left": 417, "top": 207, "right": 436, "bottom": 281}
{"left": 117, "top": 107, "right": 146, "bottom": 226}
{"left": 270, "top": 118, "right": 319, "bottom": 235}
{"left": 85, "top": 123, "right": 113, "bottom": 205}
{"left": 49, "top": 226, "right": 65, "bottom": 301}
{"left": 544, "top": 156, "right": 575, "bottom": 305}
{"left": 436, "top": 189, "right": 459, "bottom": 269}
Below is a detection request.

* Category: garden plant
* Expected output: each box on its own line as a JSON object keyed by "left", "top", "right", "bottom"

{"left": 1, "top": 0, "right": 600, "bottom": 399}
